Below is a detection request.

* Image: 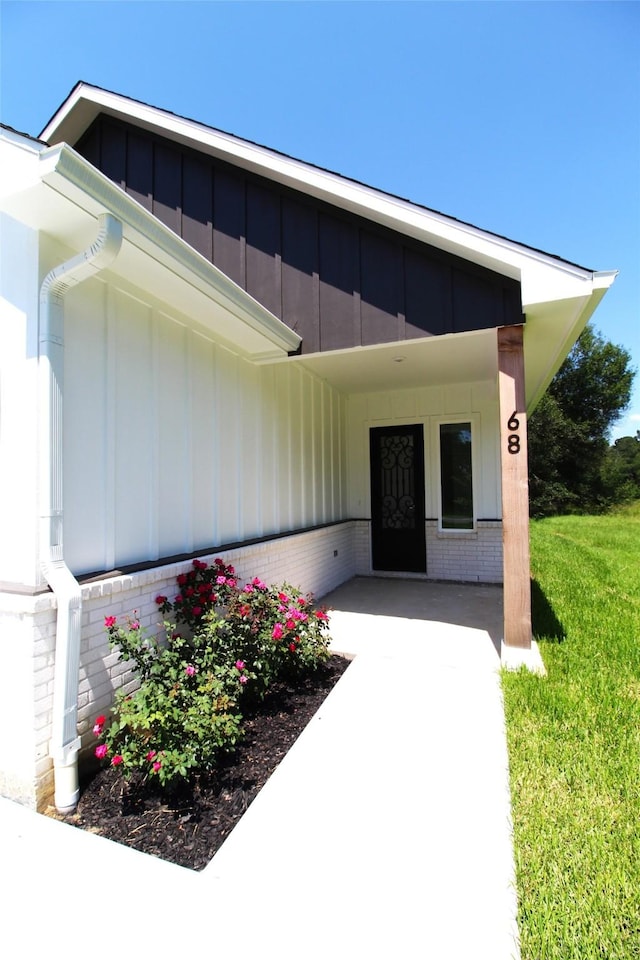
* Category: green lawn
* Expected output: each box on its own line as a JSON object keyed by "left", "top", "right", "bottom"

{"left": 502, "top": 504, "right": 640, "bottom": 960}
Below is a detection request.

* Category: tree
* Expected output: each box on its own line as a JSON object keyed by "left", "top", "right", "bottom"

{"left": 601, "top": 432, "right": 640, "bottom": 504}
{"left": 528, "top": 324, "right": 635, "bottom": 516}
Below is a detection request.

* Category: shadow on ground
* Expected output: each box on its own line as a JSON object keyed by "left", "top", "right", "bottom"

{"left": 531, "top": 578, "right": 566, "bottom": 643}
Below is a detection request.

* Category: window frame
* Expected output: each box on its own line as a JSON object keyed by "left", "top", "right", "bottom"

{"left": 435, "top": 416, "right": 477, "bottom": 533}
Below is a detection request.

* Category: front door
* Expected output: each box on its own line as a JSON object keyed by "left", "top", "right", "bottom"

{"left": 370, "top": 424, "right": 426, "bottom": 573}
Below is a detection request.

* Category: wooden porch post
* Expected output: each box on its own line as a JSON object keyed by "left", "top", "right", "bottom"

{"left": 498, "top": 325, "right": 532, "bottom": 649}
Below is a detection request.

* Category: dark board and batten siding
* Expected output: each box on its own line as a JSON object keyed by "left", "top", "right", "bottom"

{"left": 77, "top": 116, "right": 522, "bottom": 354}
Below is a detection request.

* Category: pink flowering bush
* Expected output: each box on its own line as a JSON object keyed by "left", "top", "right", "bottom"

{"left": 199, "top": 577, "right": 331, "bottom": 703}
{"left": 156, "top": 558, "right": 238, "bottom": 632}
{"left": 157, "top": 560, "right": 331, "bottom": 702}
{"left": 94, "top": 613, "right": 244, "bottom": 787}
{"left": 94, "top": 561, "right": 332, "bottom": 787}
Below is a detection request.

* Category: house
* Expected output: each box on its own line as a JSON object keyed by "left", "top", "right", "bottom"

{"left": 0, "top": 83, "right": 615, "bottom": 813}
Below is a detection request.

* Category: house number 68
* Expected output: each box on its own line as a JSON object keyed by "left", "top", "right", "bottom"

{"left": 507, "top": 411, "right": 520, "bottom": 455}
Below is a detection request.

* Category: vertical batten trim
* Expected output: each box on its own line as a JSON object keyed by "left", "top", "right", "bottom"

{"left": 284, "top": 368, "right": 293, "bottom": 531}
{"left": 327, "top": 387, "right": 334, "bottom": 520}
{"left": 184, "top": 327, "right": 194, "bottom": 554}
{"left": 211, "top": 342, "right": 219, "bottom": 547}
{"left": 104, "top": 283, "right": 117, "bottom": 572}
{"left": 299, "top": 365, "right": 307, "bottom": 524}
{"left": 149, "top": 306, "right": 160, "bottom": 561}
{"left": 322, "top": 382, "right": 329, "bottom": 522}
{"left": 233, "top": 353, "right": 242, "bottom": 539}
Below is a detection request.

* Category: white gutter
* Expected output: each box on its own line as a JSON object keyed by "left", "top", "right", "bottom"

{"left": 39, "top": 213, "right": 122, "bottom": 813}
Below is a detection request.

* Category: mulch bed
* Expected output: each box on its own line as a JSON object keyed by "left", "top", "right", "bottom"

{"left": 56, "top": 655, "right": 350, "bottom": 871}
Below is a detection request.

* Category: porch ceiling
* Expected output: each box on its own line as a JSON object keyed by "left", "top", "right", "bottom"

{"left": 295, "top": 328, "right": 499, "bottom": 394}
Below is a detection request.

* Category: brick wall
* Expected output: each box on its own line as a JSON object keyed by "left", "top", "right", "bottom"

{"left": 352, "top": 520, "right": 503, "bottom": 583}
{"left": 426, "top": 521, "right": 503, "bottom": 583}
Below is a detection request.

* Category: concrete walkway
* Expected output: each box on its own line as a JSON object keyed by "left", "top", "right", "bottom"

{"left": 0, "top": 577, "right": 520, "bottom": 959}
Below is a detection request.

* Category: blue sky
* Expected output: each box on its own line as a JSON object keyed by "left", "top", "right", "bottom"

{"left": 2, "top": 0, "right": 639, "bottom": 438}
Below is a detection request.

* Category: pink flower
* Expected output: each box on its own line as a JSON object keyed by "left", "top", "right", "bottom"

{"left": 227, "top": 578, "right": 237, "bottom": 588}
{"left": 216, "top": 575, "right": 227, "bottom": 585}
{"left": 104, "top": 615, "right": 117, "bottom": 628}
{"left": 243, "top": 584, "right": 254, "bottom": 594}
{"left": 155, "top": 595, "right": 167, "bottom": 605}
{"left": 272, "top": 623, "right": 284, "bottom": 641}
{"left": 130, "top": 620, "right": 140, "bottom": 631}
{"left": 111, "top": 754, "right": 123, "bottom": 766}
{"left": 95, "top": 744, "right": 108, "bottom": 759}
{"left": 239, "top": 675, "right": 248, "bottom": 685}
{"left": 286, "top": 619, "right": 296, "bottom": 630}
{"left": 92, "top": 723, "right": 103, "bottom": 737}
{"left": 192, "top": 606, "right": 202, "bottom": 617}
{"left": 235, "top": 660, "right": 246, "bottom": 671}
{"left": 278, "top": 592, "right": 289, "bottom": 603}
{"left": 153, "top": 761, "right": 162, "bottom": 772}
{"left": 252, "top": 578, "right": 267, "bottom": 590}
{"left": 287, "top": 609, "right": 308, "bottom": 622}
{"left": 316, "top": 610, "right": 329, "bottom": 621}
{"left": 185, "top": 664, "right": 196, "bottom": 676}
{"left": 146, "top": 750, "right": 157, "bottom": 761}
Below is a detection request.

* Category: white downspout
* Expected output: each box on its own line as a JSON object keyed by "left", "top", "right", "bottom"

{"left": 39, "top": 213, "right": 122, "bottom": 813}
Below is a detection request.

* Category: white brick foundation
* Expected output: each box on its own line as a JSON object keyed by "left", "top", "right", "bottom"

{"left": 426, "top": 521, "right": 503, "bottom": 583}
{"left": 354, "top": 520, "right": 503, "bottom": 583}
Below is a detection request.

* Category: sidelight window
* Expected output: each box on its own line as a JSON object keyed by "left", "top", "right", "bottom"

{"left": 439, "top": 422, "right": 474, "bottom": 530}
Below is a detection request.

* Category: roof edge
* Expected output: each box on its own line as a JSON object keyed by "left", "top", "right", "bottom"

{"left": 40, "top": 83, "right": 598, "bottom": 282}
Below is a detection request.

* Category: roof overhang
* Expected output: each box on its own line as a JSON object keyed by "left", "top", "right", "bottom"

{"left": 0, "top": 128, "right": 300, "bottom": 361}
{"left": 292, "top": 277, "right": 613, "bottom": 408}
{"left": 40, "top": 85, "right": 606, "bottom": 289}
{"left": 37, "top": 84, "right": 617, "bottom": 407}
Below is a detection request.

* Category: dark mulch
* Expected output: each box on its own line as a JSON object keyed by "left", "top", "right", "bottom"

{"left": 57, "top": 655, "right": 350, "bottom": 871}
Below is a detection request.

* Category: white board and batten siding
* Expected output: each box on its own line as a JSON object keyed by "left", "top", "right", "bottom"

{"left": 63, "top": 272, "right": 347, "bottom": 578}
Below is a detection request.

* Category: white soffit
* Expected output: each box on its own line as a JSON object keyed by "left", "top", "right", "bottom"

{"left": 296, "top": 329, "right": 500, "bottom": 395}
{"left": 41, "top": 84, "right": 605, "bottom": 298}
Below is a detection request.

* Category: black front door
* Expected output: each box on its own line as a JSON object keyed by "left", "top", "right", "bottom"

{"left": 370, "top": 424, "right": 426, "bottom": 573}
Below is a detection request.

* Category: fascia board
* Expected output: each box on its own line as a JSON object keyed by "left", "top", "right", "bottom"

{"left": 37, "top": 143, "right": 300, "bottom": 357}
{"left": 41, "top": 86, "right": 601, "bottom": 290}
{"left": 525, "top": 280, "right": 615, "bottom": 413}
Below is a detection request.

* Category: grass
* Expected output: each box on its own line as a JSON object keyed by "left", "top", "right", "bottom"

{"left": 502, "top": 503, "right": 640, "bottom": 959}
